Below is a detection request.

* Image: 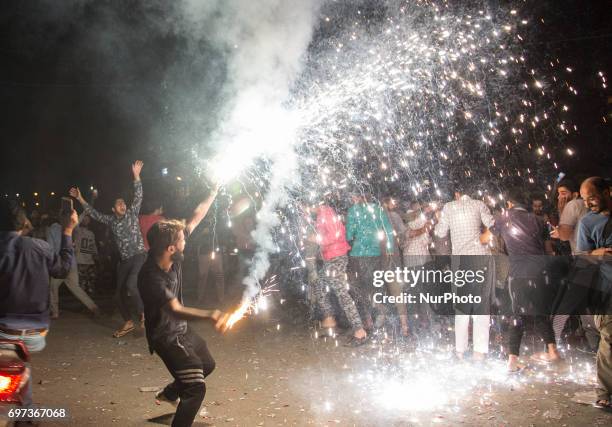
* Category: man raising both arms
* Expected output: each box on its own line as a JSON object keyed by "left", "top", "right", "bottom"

{"left": 138, "top": 185, "right": 229, "bottom": 427}
{"left": 70, "top": 160, "right": 147, "bottom": 337}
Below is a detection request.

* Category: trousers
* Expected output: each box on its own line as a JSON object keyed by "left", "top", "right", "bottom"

{"left": 153, "top": 328, "right": 216, "bottom": 427}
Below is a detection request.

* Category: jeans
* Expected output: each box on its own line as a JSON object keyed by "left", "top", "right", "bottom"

{"left": 116, "top": 253, "right": 146, "bottom": 321}
{"left": 0, "top": 330, "right": 47, "bottom": 408}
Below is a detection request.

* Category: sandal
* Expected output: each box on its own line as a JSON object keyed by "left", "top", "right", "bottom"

{"left": 113, "top": 324, "right": 135, "bottom": 338}
{"left": 344, "top": 335, "right": 368, "bottom": 347}
{"left": 593, "top": 399, "right": 612, "bottom": 412}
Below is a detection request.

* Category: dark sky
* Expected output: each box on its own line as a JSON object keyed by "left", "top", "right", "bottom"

{"left": 0, "top": 0, "right": 610, "bottom": 210}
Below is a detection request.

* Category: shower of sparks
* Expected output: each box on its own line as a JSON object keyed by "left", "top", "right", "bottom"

{"left": 226, "top": 276, "right": 279, "bottom": 329}
{"left": 209, "top": 0, "right": 582, "bottom": 324}
{"left": 294, "top": 330, "right": 599, "bottom": 423}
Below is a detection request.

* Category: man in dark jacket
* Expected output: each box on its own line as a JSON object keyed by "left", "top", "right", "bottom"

{"left": 0, "top": 199, "right": 77, "bottom": 407}
{"left": 488, "top": 189, "right": 559, "bottom": 372}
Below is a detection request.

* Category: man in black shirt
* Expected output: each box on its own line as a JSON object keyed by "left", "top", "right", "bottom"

{"left": 487, "top": 189, "right": 559, "bottom": 372}
{"left": 137, "top": 187, "right": 228, "bottom": 427}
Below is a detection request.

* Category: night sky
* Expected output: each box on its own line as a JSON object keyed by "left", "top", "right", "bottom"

{"left": 0, "top": 0, "right": 610, "bottom": 211}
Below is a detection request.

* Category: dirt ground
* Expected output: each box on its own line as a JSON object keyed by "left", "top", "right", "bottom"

{"left": 13, "top": 299, "right": 611, "bottom": 427}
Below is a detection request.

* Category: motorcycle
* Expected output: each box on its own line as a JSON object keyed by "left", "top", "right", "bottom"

{"left": 0, "top": 340, "right": 30, "bottom": 427}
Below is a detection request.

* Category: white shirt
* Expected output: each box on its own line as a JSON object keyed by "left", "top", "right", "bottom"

{"left": 405, "top": 214, "right": 431, "bottom": 256}
{"left": 73, "top": 227, "right": 97, "bottom": 265}
{"left": 434, "top": 195, "right": 494, "bottom": 255}
{"left": 559, "top": 198, "right": 588, "bottom": 255}
{"left": 404, "top": 214, "right": 432, "bottom": 267}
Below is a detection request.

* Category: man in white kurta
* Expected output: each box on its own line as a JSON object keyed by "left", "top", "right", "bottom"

{"left": 435, "top": 192, "right": 495, "bottom": 360}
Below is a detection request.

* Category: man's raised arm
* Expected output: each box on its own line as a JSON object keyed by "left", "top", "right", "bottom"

{"left": 70, "top": 187, "right": 113, "bottom": 225}
{"left": 130, "top": 160, "right": 144, "bottom": 214}
{"left": 186, "top": 185, "right": 220, "bottom": 235}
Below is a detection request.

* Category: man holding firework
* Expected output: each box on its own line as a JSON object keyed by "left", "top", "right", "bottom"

{"left": 137, "top": 185, "right": 229, "bottom": 427}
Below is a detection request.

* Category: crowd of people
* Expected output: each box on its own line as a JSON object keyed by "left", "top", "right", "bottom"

{"left": 298, "top": 176, "right": 611, "bottom": 408}
{"left": 1, "top": 163, "right": 611, "bottom": 425}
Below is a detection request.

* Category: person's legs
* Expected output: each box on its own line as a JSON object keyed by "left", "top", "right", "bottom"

{"left": 64, "top": 266, "right": 99, "bottom": 313}
{"left": 154, "top": 330, "right": 215, "bottom": 427}
{"left": 187, "top": 328, "right": 216, "bottom": 378}
{"left": 124, "top": 253, "right": 146, "bottom": 324}
{"left": 595, "top": 315, "right": 612, "bottom": 404}
{"left": 454, "top": 314, "right": 470, "bottom": 356}
{"left": 113, "top": 259, "right": 136, "bottom": 336}
{"left": 508, "top": 316, "right": 524, "bottom": 357}
{"left": 534, "top": 315, "right": 559, "bottom": 358}
{"left": 78, "top": 263, "right": 96, "bottom": 294}
{"left": 115, "top": 260, "right": 132, "bottom": 322}
{"left": 386, "top": 280, "right": 408, "bottom": 335}
{"left": 350, "top": 257, "right": 374, "bottom": 329}
{"left": 49, "top": 278, "right": 63, "bottom": 318}
{"left": 472, "top": 315, "right": 491, "bottom": 356}
{"left": 325, "top": 256, "right": 365, "bottom": 337}
{"left": 581, "top": 315, "right": 600, "bottom": 351}
{"left": 507, "top": 316, "right": 525, "bottom": 371}
{"left": 314, "top": 263, "right": 336, "bottom": 329}
{"left": 552, "top": 314, "right": 571, "bottom": 343}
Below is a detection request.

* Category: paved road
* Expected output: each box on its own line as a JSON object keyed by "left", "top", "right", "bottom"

{"left": 15, "top": 303, "right": 612, "bottom": 426}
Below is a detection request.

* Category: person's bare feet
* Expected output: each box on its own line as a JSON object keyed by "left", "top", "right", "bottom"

{"left": 473, "top": 351, "right": 486, "bottom": 361}
{"left": 354, "top": 328, "right": 367, "bottom": 340}
{"left": 507, "top": 355, "right": 525, "bottom": 372}
{"left": 530, "top": 351, "right": 561, "bottom": 363}
{"left": 320, "top": 316, "right": 336, "bottom": 329}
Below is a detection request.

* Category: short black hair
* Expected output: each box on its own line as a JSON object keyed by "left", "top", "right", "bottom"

{"left": 558, "top": 178, "right": 578, "bottom": 193}
{"left": 450, "top": 181, "right": 474, "bottom": 197}
{"left": 0, "top": 200, "right": 28, "bottom": 231}
{"left": 506, "top": 189, "right": 525, "bottom": 206}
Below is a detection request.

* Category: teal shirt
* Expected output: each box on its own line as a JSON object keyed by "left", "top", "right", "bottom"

{"left": 346, "top": 203, "right": 395, "bottom": 257}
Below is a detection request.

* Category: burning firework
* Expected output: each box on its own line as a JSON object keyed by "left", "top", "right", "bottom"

{"left": 204, "top": 0, "right": 581, "bottom": 326}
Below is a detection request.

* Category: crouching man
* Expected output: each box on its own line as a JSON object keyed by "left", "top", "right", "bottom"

{"left": 137, "top": 187, "right": 229, "bottom": 427}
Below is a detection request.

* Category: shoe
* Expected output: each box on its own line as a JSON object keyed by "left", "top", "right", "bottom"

{"left": 155, "top": 389, "right": 179, "bottom": 407}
